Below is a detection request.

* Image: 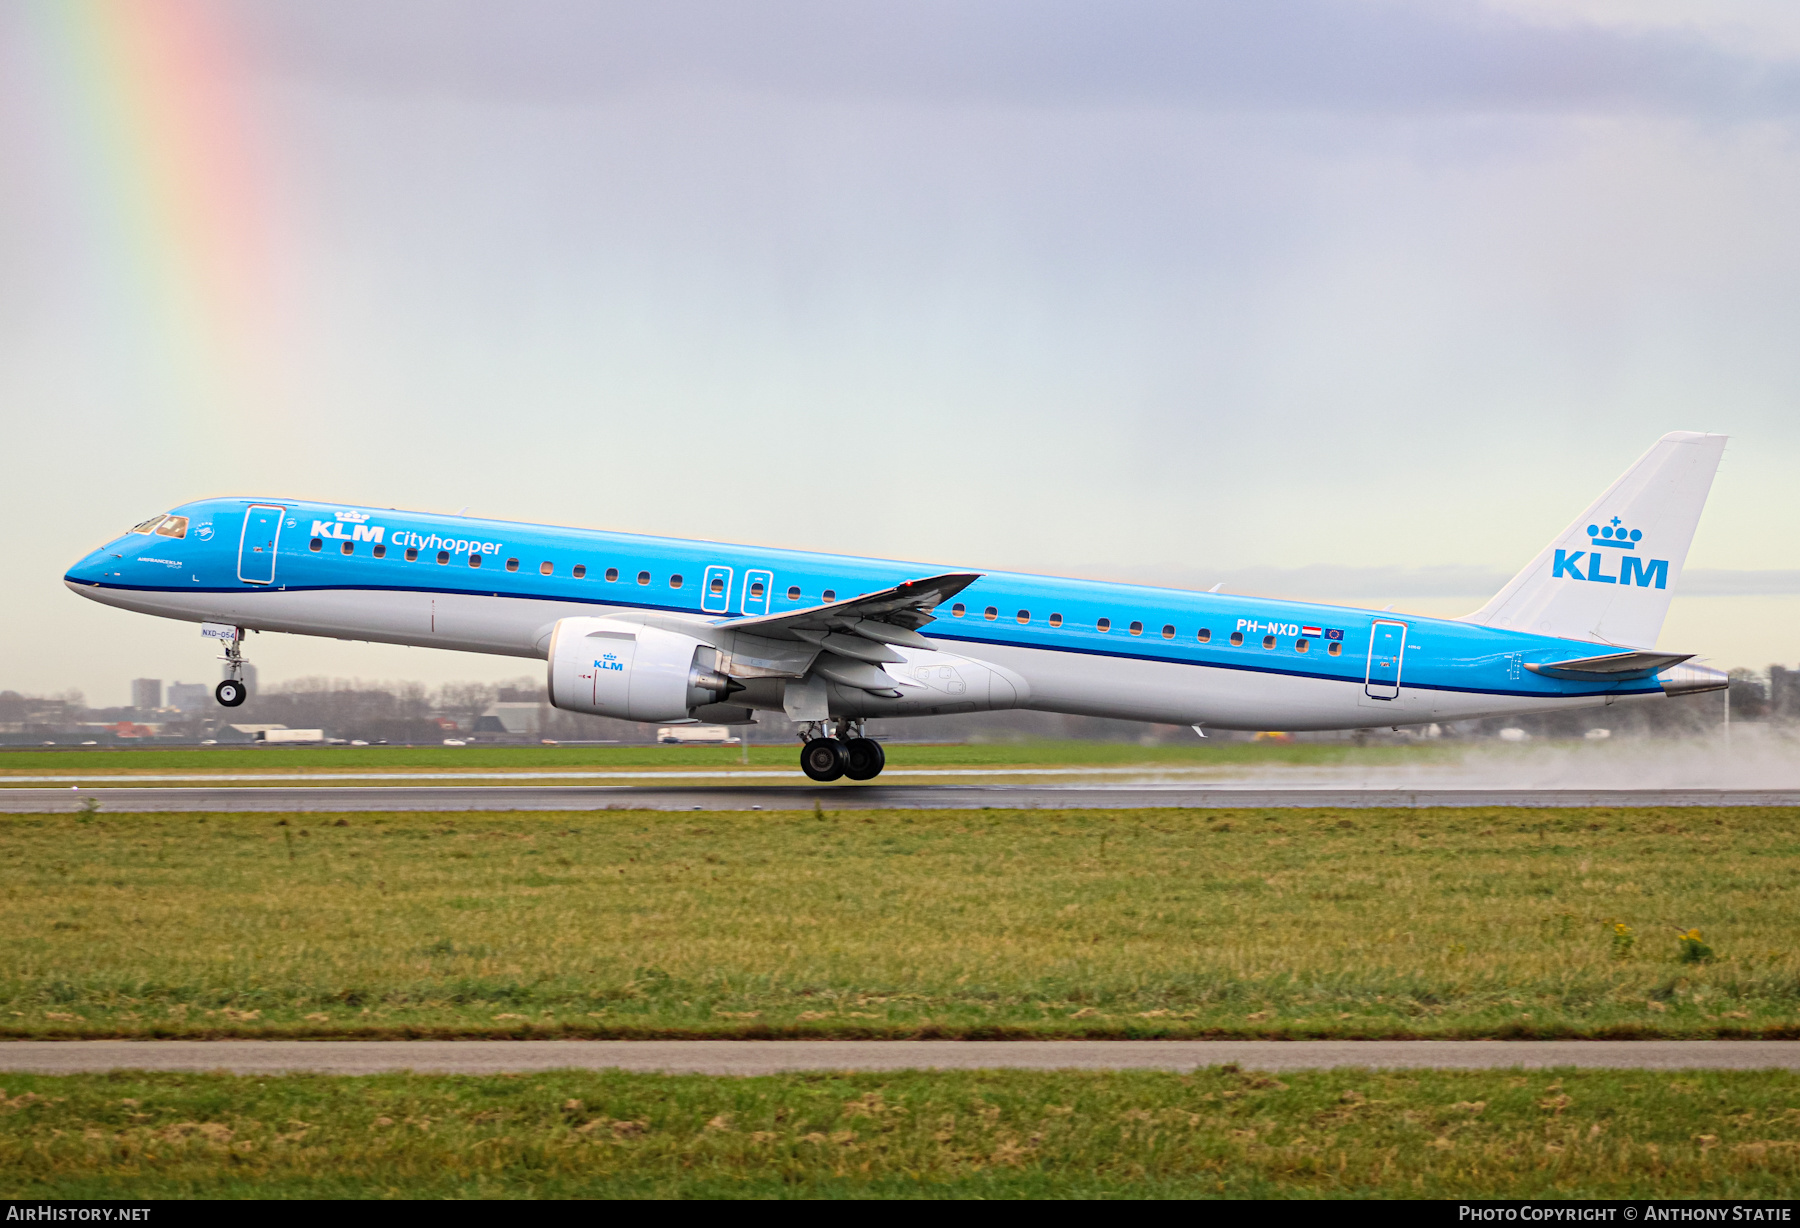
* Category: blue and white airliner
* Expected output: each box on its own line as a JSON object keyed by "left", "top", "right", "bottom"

{"left": 65, "top": 432, "right": 1729, "bottom": 781}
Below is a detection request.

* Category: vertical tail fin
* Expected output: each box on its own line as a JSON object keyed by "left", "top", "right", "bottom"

{"left": 1461, "top": 431, "right": 1726, "bottom": 647}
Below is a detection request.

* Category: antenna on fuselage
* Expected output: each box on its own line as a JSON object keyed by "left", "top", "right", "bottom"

{"left": 1207, "top": 583, "right": 1222, "bottom": 593}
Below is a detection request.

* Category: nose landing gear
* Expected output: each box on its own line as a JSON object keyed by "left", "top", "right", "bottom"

{"left": 797, "top": 720, "right": 886, "bottom": 782}
{"left": 213, "top": 625, "right": 249, "bottom": 708}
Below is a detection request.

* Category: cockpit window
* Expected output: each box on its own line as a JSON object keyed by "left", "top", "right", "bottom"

{"left": 154, "top": 516, "right": 188, "bottom": 539}
{"left": 129, "top": 515, "right": 166, "bottom": 535}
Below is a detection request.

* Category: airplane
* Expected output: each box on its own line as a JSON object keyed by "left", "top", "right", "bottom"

{"left": 65, "top": 431, "right": 1730, "bottom": 781}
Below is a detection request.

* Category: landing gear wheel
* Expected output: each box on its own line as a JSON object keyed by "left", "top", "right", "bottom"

{"left": 215, "top": 679, "right": 247, "bottom": 708}
{"left": 800, "top": 737, "right": 849, "bottom": 782}
{"left": 843, "top": 737, "right": 885, "bottom": 781}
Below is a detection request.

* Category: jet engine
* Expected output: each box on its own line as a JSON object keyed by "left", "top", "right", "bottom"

{"left": 547, "top": 618, "right": 739, "bottom": 722}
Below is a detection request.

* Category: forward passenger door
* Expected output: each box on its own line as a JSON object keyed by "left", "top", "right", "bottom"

{"left": 236, "top": 505, "right": 285, "bottom": 585}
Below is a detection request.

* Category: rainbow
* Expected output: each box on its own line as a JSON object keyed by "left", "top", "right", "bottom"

{"left": 20, "top": 0, "right": 272, "bottom": 418}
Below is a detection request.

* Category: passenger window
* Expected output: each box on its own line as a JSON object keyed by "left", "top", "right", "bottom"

{"left": 1229, "top": 631, "right": 1244, "bottom": 646}
{"left": 469, "top": 552, "right": 481, "bottom": 568}
{"left": 155, "top": 516, "right": 188, "bottom": 538}
{"left": 605, "top": 568, "right": 618, "bottom": 582}
{"left": 670, "top": 574, "right": 683, "bottom": 589}
{"left": 823, "top": 590, "right": 836, "bottom": 602}
{"left": 1295, "top": 638, "right": 1309, "bottom": 653}
{"left": 1128, "top": 621, "right": 1143, "bottom": 636}
{"left": 436, "top": 550, "right": 450, "bottom": 565}
{"left": 1262, "top": 634, "right": 1275, "bottom": 649}
{"left": 951, "top": 603, "right": 965, "bottom": 618}
{"left": 710, "top": 576, "right": 725, "bottom": 595}
{"left": 405, "top": 547, "right": 419, "bottom": 562}
{"left": 1328, "top": 642, "right": 1342, "bottom": 657}
{"left": 787, "top": 585, "right": 801, "bottom": 601}
{"left": 1097, "top": 618, "right": 1111, "bottom": 633}
{"left": 129, "top": 515, "right": 166, "bottom": 535}
{"left": 1016, "top": 610, "right": 1029, "bottom": 624}
{"left": 309, "top": 538, "right": 322, "bottom": 552}
{"left": 341, "top": 541, "right": 354, "bottom": 556}
{"left": 984, "top": 607, "right": 998, "bottom": 621}
{"left": 637, "top": 571, "right": 650, "bottom": 585}
{"left": 751, "top": 582, "right": 765, "bottom": 598}
{"left": 373, "top": 544, "right": 387, "bottom": 559}
{"left": 1161, "top": 625, "right": 1175, "bottom": 639}
{"left": 1197, "top": 628, "right": 1211, "bottom": 643}
{"left": 1048, "top": 613, "right": 1063, "bottom": 628}
{"left": 573, "top": 564, "right": 587, "bottom": 579}
{"left": 505, "top": 558, "right": 519, "bottom": 572}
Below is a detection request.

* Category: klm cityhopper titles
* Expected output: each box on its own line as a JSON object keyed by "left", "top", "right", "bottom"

{"left": 66, "top": 432, "right": 1730, "bottom": 782}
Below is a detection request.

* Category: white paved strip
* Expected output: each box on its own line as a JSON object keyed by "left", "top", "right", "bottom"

{"left": 2, "top": 784, "right": 1797, "bottom": 812}
{"left": 3, "top": 1040, "right": 1799, "bottom": 1075}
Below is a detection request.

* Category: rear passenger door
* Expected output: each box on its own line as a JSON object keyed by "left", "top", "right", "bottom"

{"left": 1363, "top": 620, "right": 1407, "bottom": 701}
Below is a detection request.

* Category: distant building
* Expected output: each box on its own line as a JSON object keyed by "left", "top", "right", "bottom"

{"left": 167, "top": 681, "right": 210, "bottom": 713}
{"left": 474, "top": 702, "right": 544, "bottom": 735}
{"left": 217, "top": 724, "right": 288, "bottom": 744}
{"left": 1772, "top": 665, "right": 1800, "bottom": 720}
{"left": 130, "top": 678, "right": 162, "bottom": 711}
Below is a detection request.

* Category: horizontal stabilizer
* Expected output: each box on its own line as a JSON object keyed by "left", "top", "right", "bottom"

{"left": 1524, "top": 650, "right": 1693, "bottom": 681}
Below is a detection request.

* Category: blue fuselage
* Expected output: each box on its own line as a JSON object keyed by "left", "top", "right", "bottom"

{"left": 65, "top": 496, "right": 1671, "bottom": 730}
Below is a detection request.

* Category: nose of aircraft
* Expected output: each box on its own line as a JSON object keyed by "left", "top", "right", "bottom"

{"left": 64, "top": 544, "right": 118, "bottom": 587}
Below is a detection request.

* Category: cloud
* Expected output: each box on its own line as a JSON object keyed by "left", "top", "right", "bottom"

{"left": 235, "top": 0, "right": 1800, "bottom": 118}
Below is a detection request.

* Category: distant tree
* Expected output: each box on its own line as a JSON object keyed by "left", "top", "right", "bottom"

{"left": 436, "top": 682, "right": 498, "bottom": 732}
{"left": 1728, "top": 669, "right": 1769, "bottom": 720}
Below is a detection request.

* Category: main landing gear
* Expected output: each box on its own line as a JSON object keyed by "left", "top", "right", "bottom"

{"left": 798, "top": 720, "right": 886, "bottom": 783}
{"left": 215, "top": 626, "right": 249, "bottom": 708}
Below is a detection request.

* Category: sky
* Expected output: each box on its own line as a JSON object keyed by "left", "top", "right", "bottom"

{"left": 2, "top": 0, "right": 1798, "bottom": 705}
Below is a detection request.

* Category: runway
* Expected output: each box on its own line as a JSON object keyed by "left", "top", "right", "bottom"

{"left": 5, "top": 1040, "right": 1799, "bottom": 1075}
{"left": 3, "top": 783, "right": 1797, "bottom": 812}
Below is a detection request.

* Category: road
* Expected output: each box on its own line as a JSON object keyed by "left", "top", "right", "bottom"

{"left": 4, "top": 1040, "right": 1798, "bottom": 1074}
{"left": 2, "top": 784, "right": 1796, "bottom": 811}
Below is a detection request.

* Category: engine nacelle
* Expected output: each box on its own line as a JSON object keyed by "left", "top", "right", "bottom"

{"left": 546, "top": 618, "right": 737, "bottom": 722}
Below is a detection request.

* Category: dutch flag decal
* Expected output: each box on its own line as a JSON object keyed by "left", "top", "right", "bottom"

{"left": 1302, "top": 625, "right": 1322, "bottom": 637}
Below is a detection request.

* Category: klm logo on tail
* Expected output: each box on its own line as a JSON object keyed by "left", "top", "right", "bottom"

{"left": 1551, "top": 518, "right": 1668, "bottom": 589}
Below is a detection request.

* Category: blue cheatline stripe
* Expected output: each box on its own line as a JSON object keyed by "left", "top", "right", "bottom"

{"left": 76, "top": 577, "right": 1649, "bottom": 704}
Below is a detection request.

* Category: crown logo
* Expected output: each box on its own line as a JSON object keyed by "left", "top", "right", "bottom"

{"left": 1586, "top": 516, "right": 1642, "bottom": 550}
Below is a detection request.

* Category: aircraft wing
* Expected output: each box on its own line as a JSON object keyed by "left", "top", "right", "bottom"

{"left": 712, "top": 572, "right": 981, "bottom": 697}
{"left": 722, "top": 571, "right": 980, "bottom": 645}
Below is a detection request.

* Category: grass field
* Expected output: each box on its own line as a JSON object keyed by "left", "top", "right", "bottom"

{"left": 2, "top": 1067, "right": 1797, "bottom": 1197}
{"left": 0, "top": 740, "right": 1438, "bottom": 776}
{"left": 5, "top": 805, "right": 1797, "bottom": 1039}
